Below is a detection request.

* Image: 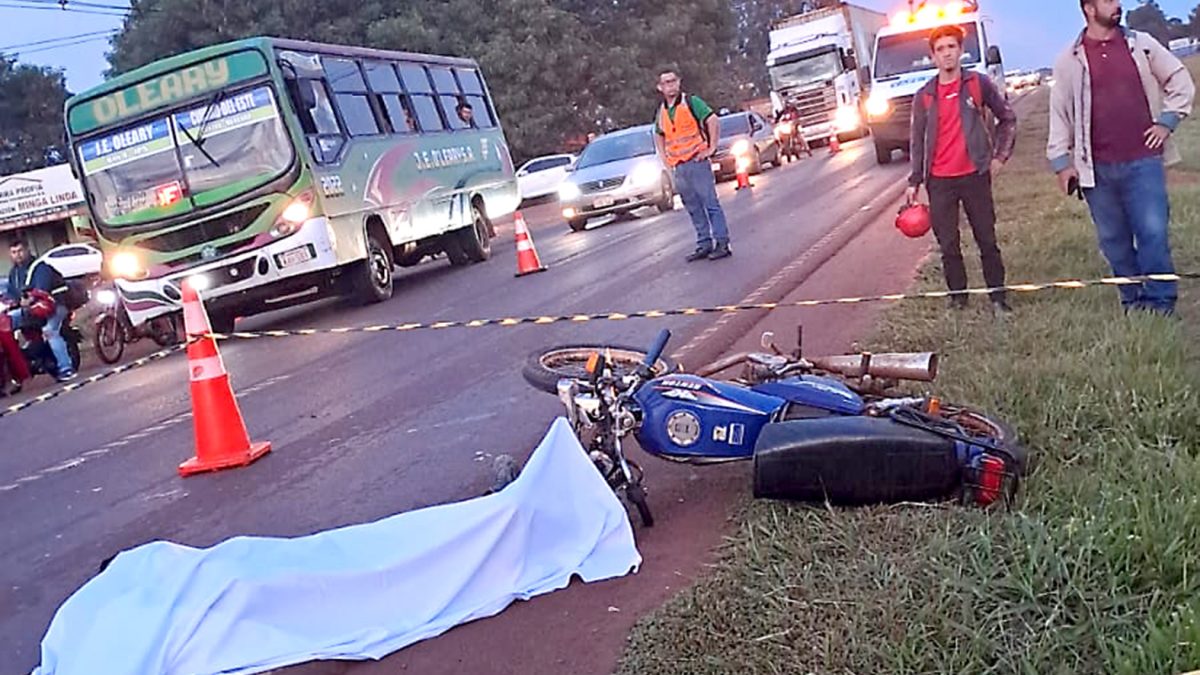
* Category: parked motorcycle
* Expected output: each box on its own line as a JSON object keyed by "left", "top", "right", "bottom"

{"left": 93, "top": 285, "right": 180, "bottom": 364}
{"left": 521, "top": 327, "right": 1025, "bottom": 527}
{"left": 2, "top": 299, "right": 83, "bottom": 384}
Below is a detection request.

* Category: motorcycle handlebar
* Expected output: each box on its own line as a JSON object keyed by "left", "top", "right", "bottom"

{"left": 640, "top": 329, "right": 671, "bottom": 377}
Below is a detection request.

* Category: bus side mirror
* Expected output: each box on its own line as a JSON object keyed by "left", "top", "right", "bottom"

{"left": 842, "top": 50, "right": 858, "bottom": 72}
{"left": 986, "top": 45, "right": 1003, "bottom": 66}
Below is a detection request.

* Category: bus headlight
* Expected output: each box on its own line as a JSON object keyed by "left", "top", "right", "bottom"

{"left": 731, "top": 139, "right": 752, "bottom": 156}
{"left": 184, "top": 274, "right": 211, "bottom": 292}
{"left": 109, "top": 251, "right": 144, "bottom": 280}
{"left": 271, "top": 190, "right": 315, "bottom": 238}
{"left": 866, "top": 95, "right": 891, "bottom": 119}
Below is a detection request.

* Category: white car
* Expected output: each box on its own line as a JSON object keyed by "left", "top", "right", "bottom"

{"left": 517, "top": 153, "right": 576, "bottom": 202}
{"left": 36, "top": 243, "right": 103, "bottom": 280}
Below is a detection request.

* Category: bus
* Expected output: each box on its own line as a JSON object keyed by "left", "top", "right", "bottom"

{"left": 64, "top": 38, "right": 520, "bottom": 332}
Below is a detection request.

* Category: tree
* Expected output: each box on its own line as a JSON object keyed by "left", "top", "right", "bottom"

{"left": 0, "top": 56, "right": 69, "bottom": 175}
{"left": 104, "top": 0, "right": 740, "bottom": 161}
{"left": 1128, "top": 1, "right": 1172, "bottom": 46}
{"left": 107, "top": 0, "right": 393, "bottom": 76}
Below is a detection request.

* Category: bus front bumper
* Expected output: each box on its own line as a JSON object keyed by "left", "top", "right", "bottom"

{"left": 119, "top": 217, "right": 341, "bottom": 326}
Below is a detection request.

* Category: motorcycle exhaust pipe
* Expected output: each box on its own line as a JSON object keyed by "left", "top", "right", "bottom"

{"left": 807, "top": 352, "right": 939, "bottom": 382}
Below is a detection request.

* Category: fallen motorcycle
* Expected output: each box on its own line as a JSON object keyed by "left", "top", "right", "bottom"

{"left": 521, "top": 327, "right": 1025, "bottom": 526}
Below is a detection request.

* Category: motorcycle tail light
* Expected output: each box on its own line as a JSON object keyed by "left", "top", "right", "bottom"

{"left": 926, "top": 396, "right": 941, "bottom": 415}
{"left": 586, "top": 352, "right": 600, "bottom": 375}
{"left": 973, "top": 455, "right": 1007, "bottom": 506}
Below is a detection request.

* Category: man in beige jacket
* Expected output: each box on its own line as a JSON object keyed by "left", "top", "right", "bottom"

{"left": 1047, "top": 0, "right": 1195, "bottom": 315}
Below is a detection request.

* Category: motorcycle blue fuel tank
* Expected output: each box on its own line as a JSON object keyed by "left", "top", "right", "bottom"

{"left": 750, "top": 375, "right": 865, "bottom": 416}
{"left": 633, "top": 374, "right": 785, "bottom": 461}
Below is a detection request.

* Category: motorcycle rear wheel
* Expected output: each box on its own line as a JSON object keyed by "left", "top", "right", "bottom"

{"left": 521, "top": 344, "right": 680, "bottom": 394}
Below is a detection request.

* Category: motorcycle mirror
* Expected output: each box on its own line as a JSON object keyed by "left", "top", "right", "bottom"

{"left": 760, "top": 331, "right": 775, "bottom": 350}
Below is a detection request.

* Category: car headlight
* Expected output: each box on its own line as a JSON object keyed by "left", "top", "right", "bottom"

{"left": 775, "top": 122, "right": 794, "bottom": 135}
{"left": 628, "top": 162, "right": 660, "bottom": 188}
{"left": 835, "top": 106, "right": 861, "bottom": 131}
{"left": 108, "top": 251, "right": 143, "bottom": 280}
{"left": 731, "top": 139, "right": 752, "bottom": 156}
{"left": 558, "top": 182, "right": 581, "bottom": 200}
{"left": 866, "top": 95, "right": 891, "bottom": 119}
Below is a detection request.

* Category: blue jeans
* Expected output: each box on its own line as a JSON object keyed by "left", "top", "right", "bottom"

{"left": 1083, "top": 157, "right": 1176, "bottom": 312}
{"left": 7, "top": 305, "right": 73, "bottom": 375}
{"left": 673, "top": 159, "right": 730, "bottom": 248}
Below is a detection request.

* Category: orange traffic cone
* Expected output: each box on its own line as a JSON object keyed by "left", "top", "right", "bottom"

{"left": 513, "top": 211, "right": 547, "bottom": 277}
{"left": 177, "top": 280, "right": 271, "bottom": 477}
{"left": 828, "top": 135, "right": 841, "bottom": 155}
{"left": 735, "top": 159, "right": 752, "bottom": 190}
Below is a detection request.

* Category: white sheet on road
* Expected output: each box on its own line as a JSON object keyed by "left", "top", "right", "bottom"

{"left": 34, "top": 418, "right": 641, "bottom": 675}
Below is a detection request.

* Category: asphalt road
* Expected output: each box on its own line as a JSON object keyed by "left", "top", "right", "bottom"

{"left": 0, "top": 139, "right": 907, "bottom": 671}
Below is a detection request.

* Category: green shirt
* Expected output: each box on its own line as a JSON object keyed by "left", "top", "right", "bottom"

{"left": 654, "top": 94, "right": 714, "bottom": 135}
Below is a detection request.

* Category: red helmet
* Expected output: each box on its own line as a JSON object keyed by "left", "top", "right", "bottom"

{"left": 895, "top": 203, "right": 931, "bottom": 238}
{"left": 22, "top": 288, "right": 56, "bottom": 321}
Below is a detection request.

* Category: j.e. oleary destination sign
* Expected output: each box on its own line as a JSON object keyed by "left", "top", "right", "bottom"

{"left": 68, "top": 51, "right": 269, "bottom": 135}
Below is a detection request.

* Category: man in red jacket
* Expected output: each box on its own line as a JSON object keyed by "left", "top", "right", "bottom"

{"left": 906, "top": 24, "right": 1017, "bottom": 314}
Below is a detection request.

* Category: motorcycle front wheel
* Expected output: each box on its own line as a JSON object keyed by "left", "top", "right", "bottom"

{"left": 94, "top": 315, "right": 125, "bottom": 364}
{"left": 521, "top": 343, "right": 681, "bottom": 394}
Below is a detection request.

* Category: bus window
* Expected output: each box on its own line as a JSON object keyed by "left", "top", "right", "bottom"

{"left": 287, "top": 78, "right": 344, "bottom": 164}
{"left": 454, "top": 68, "right": 495, "bottom": 128}
{"left": 324, "top": 57, "right": 380, "bottom": 137}
{"left": 382, "top": 96, "right": 417, "bottom": 134}
{"left": 430, "top": 66, "right": 471, "bottom": 131}
{"left": 398, "top": 62, "right": 445, "bottom": 133}
{"left": 364, "top": 61, "right": 415, "bottom": 135}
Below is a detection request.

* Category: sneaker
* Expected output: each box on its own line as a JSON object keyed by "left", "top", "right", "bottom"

{"left": 991, "top": 299, "right": 1013, "bottom": 317}
{"left": 708, "top": 243, "right": 732, "bottom": 260}
{"left": 685, "top": 246, "right": 713, "bottom": 262}
{"left": 948, "top": 295, "right": 969, "bottom": 311}
{"left": 55, "top": 370, "right": 77, "bottom": 383}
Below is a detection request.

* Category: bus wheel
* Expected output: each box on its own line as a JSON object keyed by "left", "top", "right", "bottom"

{"left": 453, "top": 202, "right": 492, "bottom": 263}
{"left": 352, "top": 228, "right": 395, "bottom": 304}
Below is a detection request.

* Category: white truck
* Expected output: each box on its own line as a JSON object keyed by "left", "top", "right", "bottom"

{"left": 766, "top": 2, "right": 888, "bottom": 145}
{"left": 864, "top": 0, "right": 1007, "bottom": 164}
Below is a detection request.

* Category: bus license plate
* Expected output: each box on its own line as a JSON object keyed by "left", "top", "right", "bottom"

{"left": 277, "top": 246, "right": 313, "bottom": 268}
{"left": 593, "top": 196, "right": 615, "bottom": 209}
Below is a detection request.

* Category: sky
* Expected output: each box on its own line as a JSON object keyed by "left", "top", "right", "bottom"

{"left": 0, "top": 0, "right": 1197, "bottom": 93}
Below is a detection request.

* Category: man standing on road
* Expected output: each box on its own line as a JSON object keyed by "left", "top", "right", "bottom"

{"left": 907, "top": 24, "right": 1017, "bottom": 314}
{"left": 1048, "top": 0, "right": 1195, "bottom": 316}
{"left": 653, "top": 70, "right": 732, "bottom": 262}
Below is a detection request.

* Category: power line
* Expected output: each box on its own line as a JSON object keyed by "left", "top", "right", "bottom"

{"left": 0, "top": 29, "right": 117, "bottom": 52}
{"left": 8, "top": 0, "right": 130, "bottom": 10}
{"left": 0, "top": 1, "right": 128, "bottom": 17}
{"left": 5, "top": 33, "right": 116, "bottom": 56}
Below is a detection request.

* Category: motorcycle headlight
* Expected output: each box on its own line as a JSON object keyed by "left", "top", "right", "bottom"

{"left": 731, "top": 139, "right": 752, "bottom": 156}
{"left": 95, "top": 289, "right": 117, "bottom": 306}
{"left": 866, "top": 95, "right": 891, "bottom": 119}
{"left": 558, "top": 182, "right": 581, "bottom": 200}
{"left": 628, "top": 162, "right": 660, "bottom": 188}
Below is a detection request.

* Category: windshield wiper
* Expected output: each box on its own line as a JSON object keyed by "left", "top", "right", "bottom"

{"left": 176, "top": 89, "right": 227, "bottom": 168}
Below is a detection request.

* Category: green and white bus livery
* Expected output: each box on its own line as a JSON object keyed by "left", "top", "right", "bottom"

{"left": 66, "top": 38, "right": 520, "bottom": 332}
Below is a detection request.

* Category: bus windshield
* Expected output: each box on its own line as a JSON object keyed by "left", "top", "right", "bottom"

{"left": 77, "top": 84, "right": 293, "bottom": 227}
{"left": 874, "top": 23, "right": 981, "bottom": 79}
{"left": 769, "top": 49, "right": 841, "bottom": 91}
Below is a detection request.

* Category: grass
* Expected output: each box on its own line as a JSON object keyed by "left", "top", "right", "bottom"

{"left": 617, "top": 60, "right": 1200, "bottom": 675}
